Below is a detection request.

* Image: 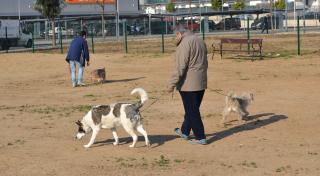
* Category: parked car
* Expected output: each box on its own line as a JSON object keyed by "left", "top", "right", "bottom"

{"left": 215, "top": 17, "right": 241, "bottom": 30}
{"left": 48, "top": 27, "right": 74, "bottom": 36}
{"left": 251, "top": 15, "right": 283, "bottom": 30}
{"left": 304, "top": 12, "right": 320, "bottom": 19}
{"left": 0, "top": 20, "right": 32, "bottom": 50}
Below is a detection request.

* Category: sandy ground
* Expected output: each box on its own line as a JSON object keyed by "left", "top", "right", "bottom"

{"left": 0, "top": 35, "right": 320, "bottom": 176}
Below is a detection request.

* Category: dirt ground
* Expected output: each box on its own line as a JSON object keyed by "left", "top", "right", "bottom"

{"left": 1, "top": 34, "right": 320, "bottom": 176}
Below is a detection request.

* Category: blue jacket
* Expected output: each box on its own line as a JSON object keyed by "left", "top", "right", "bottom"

{"left": 66, "top": 37, "right": 90, "bottom": 67}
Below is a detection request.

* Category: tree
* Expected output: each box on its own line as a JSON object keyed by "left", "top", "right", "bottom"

{"left": 211, "top": 0, "right": 223, "bottom": 11}
{"left": 166, "top": 2, "right": 176, "bottom": 13}
{"left": 96, "top": 0, "right": 106, "bottom": 38}
{"left": 275, "top": 0, "right": 286, "bottom": 10}
{"left": 233, "top": 0, "right": 245, "bottom": 10}
{"left": 34, "top": 0, "right": 64, "bottom": 47}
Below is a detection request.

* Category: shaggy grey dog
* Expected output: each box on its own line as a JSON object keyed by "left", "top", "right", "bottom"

{"left": 221, "top": 92, "right": 254, "bottom": 123}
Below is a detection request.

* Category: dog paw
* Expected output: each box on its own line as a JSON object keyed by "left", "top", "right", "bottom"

{"left": 113, "top": 142, "right": 119, "bottom": 146}
{"left": 129, "top": 144, "right": 135, "bottom": 148}
{"left": 146, "top": 142, "right": 151, "bottom": 147}
{"left": 83, "top": 144, "right": 91, "bottom": 148}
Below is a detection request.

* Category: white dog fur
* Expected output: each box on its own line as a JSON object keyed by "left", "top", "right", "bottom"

{"left": 75, "top": 88, "right": 150, "bottom": 148}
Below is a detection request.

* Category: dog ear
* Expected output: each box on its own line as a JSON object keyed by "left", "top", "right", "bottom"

{"left": 250, "top": 93, "right": 254, "bottom": 100}
{"left": 75, "top": 120, "right": 82, "bottom": 126}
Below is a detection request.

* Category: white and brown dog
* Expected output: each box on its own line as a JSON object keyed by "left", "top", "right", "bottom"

{"left": 221, "top": 92, "right": 254, "bottom": 124}
{"left": 75, "top": 88, "right": 150, "bottom": 148}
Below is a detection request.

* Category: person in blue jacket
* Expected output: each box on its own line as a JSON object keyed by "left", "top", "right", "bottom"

{"left": 66, "top": 31, "right": 90, "bottom": 87}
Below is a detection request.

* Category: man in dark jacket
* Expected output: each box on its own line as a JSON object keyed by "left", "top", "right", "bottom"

{"left": 66, "top": 31, "right": 90, "bottom": 87}
{"left": 261, "top": 16, "right": 269, "bottom": 34}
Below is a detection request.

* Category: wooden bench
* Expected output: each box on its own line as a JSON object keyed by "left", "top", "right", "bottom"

{"left": 212, "top": 38, "right": 263, "bottom": 60}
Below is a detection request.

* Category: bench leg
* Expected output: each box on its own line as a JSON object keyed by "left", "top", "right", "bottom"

{"left": 220, "top": 43, "right": 223, "bottom": 59}
{"left": 259, "top": 43, "right": 263, "bottom": 60}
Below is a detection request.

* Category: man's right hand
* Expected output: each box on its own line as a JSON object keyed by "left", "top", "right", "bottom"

{"left": 87, "top": 61, "right": 90, "bottom": 66}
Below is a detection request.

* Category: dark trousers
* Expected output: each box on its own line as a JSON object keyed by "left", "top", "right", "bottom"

{"left": 261, "top": 26, "right": 269, "bottom": 34}
{"left": 179, "top": 90, "right": 206, "bottom": 140}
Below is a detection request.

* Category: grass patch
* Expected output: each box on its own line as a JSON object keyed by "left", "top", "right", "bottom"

{"left": 153, "top": 155, "right": 170, "bottom": 167}
{"left": 72, "top": 105, "right": 92, "bottom": 112}
{"left": 83, "top": 94, "right": 96, "bottom": 98}
{"left": 241, "top": 161, "right": 258, "bottom": 168}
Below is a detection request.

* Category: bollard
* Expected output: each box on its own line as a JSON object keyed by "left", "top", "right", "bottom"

{"left": 247, "top": 18, "right": 250, "bottom": 54}
{"left": 161, "top": 18, "right": 164, "bottom": 53}
{"left": 91, "top": 26, "right": 95, "bottom": 54}
{"left": 297, "top": 16, "right": 301, "bottom": 56}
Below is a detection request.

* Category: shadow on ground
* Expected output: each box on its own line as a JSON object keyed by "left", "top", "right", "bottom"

{"left": 91, "top": 113, "right": 287, "bottom": 148}
{"left": 93, "top": 134, "right": 178, "bottom": 148}
{"left": 85, "top": 77, "right": 145, "bottom": 87}
{"left": 207, "top": 114, "right": 288, "bottom": 144}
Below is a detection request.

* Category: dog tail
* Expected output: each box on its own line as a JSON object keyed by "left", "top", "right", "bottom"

{"left": 226, "top": 91, "right": 236, "bottom": 103}
{"left": 131, "top": 88, "right": 148, "bottom": 105}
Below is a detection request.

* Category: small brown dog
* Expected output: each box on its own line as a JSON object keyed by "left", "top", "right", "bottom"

{"left": 221, "top": 92, "right": 254, "bottom": 124}
{"left": 90, "top": 67, "right": 106, "bottom": 83}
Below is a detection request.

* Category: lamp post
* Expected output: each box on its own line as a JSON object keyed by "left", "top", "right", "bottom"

{"left": 18, "top": 0, "right": 21, "bottom": 34}
{"left": 294, "top": 0, "right": 296, "bottom": 31}
{"left": 199, "top": 0, "right": 202, "bottom": 33}
{"left": 116, "top": 0, "right": 119, "bottom": 38}
{"left": 285, "top": 0, "right": 288, "bottom": 31}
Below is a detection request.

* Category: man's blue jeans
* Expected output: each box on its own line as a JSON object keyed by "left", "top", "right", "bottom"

{"left": 69, "top": 60, "right": 84, "bottom": 86}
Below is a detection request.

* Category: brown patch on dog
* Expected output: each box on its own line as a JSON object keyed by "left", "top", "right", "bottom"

{"left": 91, "top": 105, "right": 111, "bottom": 125}
{"left": 113, "top": 103, "right": 124, "bottom": 117}
{"left": 90, "top": 68, "right": 106, "bottom": 83}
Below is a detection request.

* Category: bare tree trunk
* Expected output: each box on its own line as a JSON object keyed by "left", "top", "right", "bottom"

{"left": 51, "top": 20, "right": 56, "bottom": 47}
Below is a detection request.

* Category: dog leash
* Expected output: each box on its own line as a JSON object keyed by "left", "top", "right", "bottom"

{"left": 140, "top": 91, "right": 166, "bottom": 113}
{"left": 141, "top": 88, "right": 227, "bottom": 112}
{"left": 208, "top": 88, "right": 228, "bottom": 97}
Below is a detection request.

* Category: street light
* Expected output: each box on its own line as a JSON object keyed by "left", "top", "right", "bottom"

{"left": 294, "top": 0, "right": 296, "bottom": 31}
{"left": 18, "top": 0, "right": 21, "bottom": 21}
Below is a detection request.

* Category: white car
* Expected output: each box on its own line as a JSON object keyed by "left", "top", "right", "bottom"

{"left": 48, "top": 27, "right": 74, "bottom": 36}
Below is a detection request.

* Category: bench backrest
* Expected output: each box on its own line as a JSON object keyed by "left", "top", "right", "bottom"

{"left": 221, "top": 38, "right": 262, "bottom": 44}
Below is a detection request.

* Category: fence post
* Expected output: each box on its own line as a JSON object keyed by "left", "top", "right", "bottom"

{"left": 247, "top": 18, "right": 250, "bottom": 54}
{"left": 297, "top": 16, "right": 301, "bottom": 56}
{"left": 201, "top": 19, "right": 205, "bottom": 41}
{"left": 91, "top": 26, "right": 95, "bottom": 54}
{"left": 161, "top": 18, "right": 164, "bottom": 53}
{"left": 32, "top": 31, "right": 35, "bottom": 53}
{"left": 59, "top": 25, "right": 63, "bottom": 54}
{"left": 123, "top": 20, "right": 128, "bottom": 53}
{"left": 5, "top": 27, "right": 8, "bottom": 53}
